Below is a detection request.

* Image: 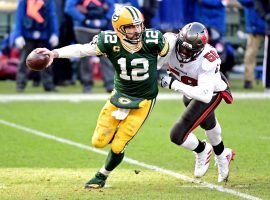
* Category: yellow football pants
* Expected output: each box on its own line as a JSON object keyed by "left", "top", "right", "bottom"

{"left": 91, "top": 99, "right": 155, "bottom": 154}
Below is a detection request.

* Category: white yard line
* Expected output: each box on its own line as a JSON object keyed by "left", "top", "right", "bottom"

{"left": 259, "top": 136, "right": 270, "bottom": 140}
{"left": 0, "top": 92, "right": 270, "bottom": 102}
{"left": 0, "top": 119, "right": 262, "bottom": 200}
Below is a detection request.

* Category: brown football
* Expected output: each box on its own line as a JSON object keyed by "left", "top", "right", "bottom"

{"left": 26, "top": 51, "right": 50, "bottom": 71}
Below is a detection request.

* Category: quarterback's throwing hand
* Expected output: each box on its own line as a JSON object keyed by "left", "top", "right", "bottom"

{"left": 34, "top": 48, "right": 55, "bottom": 68}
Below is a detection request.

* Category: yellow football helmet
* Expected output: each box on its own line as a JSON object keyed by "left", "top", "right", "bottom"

{"left": 112, "top": 6, "right": 144, "bottom": 44}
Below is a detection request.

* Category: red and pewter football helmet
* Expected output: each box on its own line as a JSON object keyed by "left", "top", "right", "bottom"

{"left": 176, "top": 22, "right": 209, "bottom": 62}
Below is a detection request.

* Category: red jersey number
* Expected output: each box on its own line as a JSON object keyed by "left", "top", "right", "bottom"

{"left": 181, "top": 76, "right": 198, "bottom": 86}
{"left": 204, "top": 50, "right": 219, "bottom": 62}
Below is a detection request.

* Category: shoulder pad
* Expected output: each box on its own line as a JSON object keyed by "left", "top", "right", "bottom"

{"left": 201, "top": 44, "right": 221, "bottom": 72}
{"left": 163, "top": 32, "right": 177, "bottom": 52}
{"left": 97, "top": 31, "right": 118, "bottom": 53}
{"left": 143, "top": 29, "right": 162, "bottom": 41}
{"left": 103, "top": 30, "right": 116, "bottom": 35}
{"left": 98, "top": 31, "right": 118, "bottom": 41}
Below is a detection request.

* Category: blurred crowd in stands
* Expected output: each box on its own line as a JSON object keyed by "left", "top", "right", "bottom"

{"left": 0, "top": 0, "right": 269, "bottom": 92}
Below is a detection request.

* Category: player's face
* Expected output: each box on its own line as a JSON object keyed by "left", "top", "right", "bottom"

{"left": 124, "top": 24, "right": 142, "bottom": 40}
{"left": 178, "top": 45, "right": 194, "bottom": 59}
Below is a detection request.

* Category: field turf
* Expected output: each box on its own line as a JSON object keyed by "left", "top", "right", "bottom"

{"left": 0, "top": 95, "right": 269, "bottom": 199}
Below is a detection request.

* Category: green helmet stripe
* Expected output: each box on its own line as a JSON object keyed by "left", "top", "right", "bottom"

{"left": 130, "top": 6, "right": 140, "bottom": 19}
{"left": 125, "top": 6, "right": 138, "bottom": 21}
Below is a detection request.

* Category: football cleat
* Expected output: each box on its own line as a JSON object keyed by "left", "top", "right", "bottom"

{"left": 84, "top": 172, "right": 107, "bottom": 189}
{"left": 215, "top": 148, "right": 235, "bottom": 182}
{"left": 194, "top": 142, "right": 213, "bottom": 178}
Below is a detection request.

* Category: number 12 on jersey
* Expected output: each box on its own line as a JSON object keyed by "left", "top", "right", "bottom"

{"left": 118, "top": 58, "right": 149, "bottom": 81}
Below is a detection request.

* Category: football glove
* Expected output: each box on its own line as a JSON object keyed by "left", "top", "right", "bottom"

{"left": 160, "top": 75, "right": 174, "bottom": 89}
{"left": 161, "top": 75, "right": 186, "bottom": 94}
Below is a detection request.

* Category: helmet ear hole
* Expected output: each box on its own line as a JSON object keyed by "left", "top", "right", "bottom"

{"left": 119, "top": 26, "right": 126, "bottom": 36}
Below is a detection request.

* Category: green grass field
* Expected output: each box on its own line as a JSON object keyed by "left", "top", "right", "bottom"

{"left": 0, "top": 93, "right": 270, "bottom": 199}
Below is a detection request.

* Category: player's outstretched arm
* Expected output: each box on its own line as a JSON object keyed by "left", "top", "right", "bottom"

{"left": 160, "top": 75, "right": 214, "bottom": 103}
{"left": 51, "top": 34, "right": 100, "bottom": 58}
{"left": 34, "top": 40, "right": 100, "bottom": 68}
{"left": 52, "top": 43, "right": 98, "bottom": 58}
{"left": 35, "top": 33, "right": 100, "bottom": 62}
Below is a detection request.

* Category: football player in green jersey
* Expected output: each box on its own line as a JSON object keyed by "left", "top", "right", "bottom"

{"left": 35, "top": 5, "right": 169, "bottom": 189}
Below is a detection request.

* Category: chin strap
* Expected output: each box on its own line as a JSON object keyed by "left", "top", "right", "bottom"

{"left": 121, "top": 39, "right": 142, "bottom": 53}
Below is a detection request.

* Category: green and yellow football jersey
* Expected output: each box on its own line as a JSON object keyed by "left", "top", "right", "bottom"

{"left": 96, "top": 29, "right": 169, "bottom": 99}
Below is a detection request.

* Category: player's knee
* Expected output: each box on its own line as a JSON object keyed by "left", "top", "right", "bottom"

{"left": 170, "top": 120, "right": 191, "bottom": 145}
{"left": 91, "top": 137, "right": 107, "bottom": 148}
{"left": 201, "top": 119, "right": 216, "bottom": 130}
{"left": 91, "top": 130, "right": 110, "bottom": 148}
{"left": 91, "top": 124, "right": 115, "bottom": 148}
{"left": 170, "top": 127, "right": 186, "bottom": 145}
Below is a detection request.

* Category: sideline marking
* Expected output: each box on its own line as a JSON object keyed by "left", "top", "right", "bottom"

{"left": 0, "top": 119, "right": 262, "bottom": 200}
{"left": 259, "top": 136, "right": 270, "bottom": 140}
{"left": 1, "top": 92, "right": 270, "bottom": 102}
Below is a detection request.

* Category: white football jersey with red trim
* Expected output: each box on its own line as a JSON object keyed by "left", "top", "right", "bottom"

{"left": 158, "top": 32, "right": 227, "bottom": 93}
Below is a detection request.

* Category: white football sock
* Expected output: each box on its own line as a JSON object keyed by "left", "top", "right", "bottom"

{"left": 181, "top": 132, "right": 199, "bottom": 151}
{"left": 205, "top": 119, "right": 222, "bottom": 146}
{"left": 99, "top": 166, "right": 111, "bottom": 176}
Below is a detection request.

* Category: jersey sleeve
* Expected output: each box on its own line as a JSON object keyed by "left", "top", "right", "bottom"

{"left": 54, "top": 36, "right": 99, "bottom": 58}
{"left": 157, "top": 32, "right": 177, "bottom": 69}
{"left": 96, "top": 31, "right": 118, "bottom": 56}
{"left": 200, "top": 46, "right": 221, "bottom": 74}
{"left": 163, "top": 32, "right": 177, "bottom": 52}
{"left": 157, "top": 30, "right": 169, "bottom": 57}
{"left": 96, "top": 31, "right": 107, "bottom": 56}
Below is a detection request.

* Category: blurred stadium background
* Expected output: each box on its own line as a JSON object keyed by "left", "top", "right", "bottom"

{"left": 0, "top": 0, "right": 266, "bottom": 81}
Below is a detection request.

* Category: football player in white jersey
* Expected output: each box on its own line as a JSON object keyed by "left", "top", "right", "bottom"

{"left": 158, "top": 22, "right": 235, "bottom": 182}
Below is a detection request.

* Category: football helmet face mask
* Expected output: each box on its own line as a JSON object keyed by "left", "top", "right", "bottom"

{"left": 176, "top": 22, "right": 209, "bottom": 62}
{"left": 112, "top": 6, "right": 144, "bottom": 44}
